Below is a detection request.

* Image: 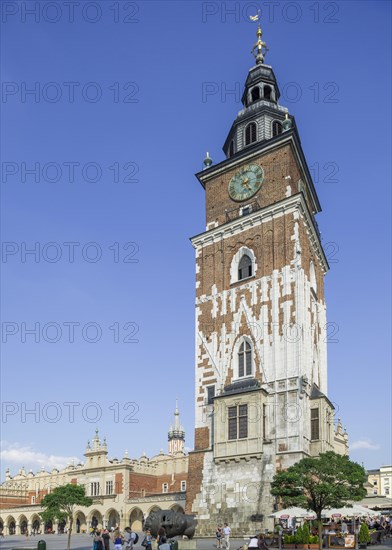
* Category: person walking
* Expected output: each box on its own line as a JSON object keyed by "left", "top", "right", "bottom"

{"left": 216, "top": 526, "right": 223, "bottom": 548}
{"left": 223, "top": 523, "right": 231, "bottom": 550}
{"left": 124, "top": 527, "right": 138, "bottom": 550}
{"left": 102, "top": 529, "right": 111, "bottom": 550}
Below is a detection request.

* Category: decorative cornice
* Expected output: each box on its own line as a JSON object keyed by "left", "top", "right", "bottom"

{"left": 191, "top": 193, "right": 328, "bottom": 272}
{"left": 125, "top": 493, "right": 186, "bottom": 504}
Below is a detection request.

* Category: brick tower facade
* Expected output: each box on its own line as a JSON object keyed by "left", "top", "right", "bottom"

{"left": 185, "top": 23, "right": 348, "bottom": 535}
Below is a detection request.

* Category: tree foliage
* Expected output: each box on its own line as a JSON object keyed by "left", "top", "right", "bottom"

{"left": 271, "top": 452, "right": 366, "bottom": 519}
{"left": 40, "top": 484, "right": 92, "bottom": 550}
{"left": 271, "top": 452, "right": 367, "bottom": 549}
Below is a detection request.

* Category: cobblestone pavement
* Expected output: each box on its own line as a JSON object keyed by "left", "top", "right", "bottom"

{"left": 0, "top": 535, "right": 391, "bottom": 550}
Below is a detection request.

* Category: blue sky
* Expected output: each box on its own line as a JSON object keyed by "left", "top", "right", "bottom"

{"left": 1, "top": 1, "right": 391, "bottom": 477}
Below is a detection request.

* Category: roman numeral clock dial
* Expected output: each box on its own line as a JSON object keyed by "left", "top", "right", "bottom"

{"left": 228, "top": 163, "right": 264, "bottom": 202}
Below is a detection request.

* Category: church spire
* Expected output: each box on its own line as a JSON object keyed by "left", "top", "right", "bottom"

{"left": 250, "top": 12, "right": 269, "bottom": 65}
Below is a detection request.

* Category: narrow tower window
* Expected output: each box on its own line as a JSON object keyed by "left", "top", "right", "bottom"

{"left": 251, "top": 87, "right": 260, "bottom": 102}
{"left": 311, "top": 408, "right": 320, "bottom": 440}
{"left": 263, "top": 85, "right": 272, "bottom": 100}
{"left": 245, "top": 122, "right": 257, "bottom": 145}
{"left": 229, "top": 140, "right": 234, "bottom": 158}
{"left": 207, "top": 385, "right": 215, "bottom": 404}
{"left": 238, "top": 254, "right": 252, "bottom": 280}
{"left": 272, "top": 120, "right": 283, "bottom": 136}
{"left": 238, "top": 340, "right": 252, "bottom": 377}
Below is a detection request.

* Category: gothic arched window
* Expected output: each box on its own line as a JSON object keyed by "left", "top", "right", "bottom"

{"left": 251, "top": 87, "right": 260, "bottom": 102}
{"left": 238, "top": 340, "right": 252, "bottom": 378}
{"left": 238, "top": 254, "right": 252, "bottom": 280}
{"left": 264, "top": 85, "right": 272, "bottom": 100}
{"left": 272, "top": 120, "right": 283, "bottom": 137}
{"left": 245, "top": 122, "right": 257, "bottom": 146}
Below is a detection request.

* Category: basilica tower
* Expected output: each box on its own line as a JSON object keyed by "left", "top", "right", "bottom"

{"left": 168, "top": 400, "right": 185, "bottom": 455}
{"left": 185, "top": 22, "right": 348, "bottom": 534}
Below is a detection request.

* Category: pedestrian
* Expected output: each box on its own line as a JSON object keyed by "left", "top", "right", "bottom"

{"left": 113, "top": 530, "right": 124, "bottom": 550}
{"left": 223, "top": 523, "right": 231, "bottom": 550}
{"left": 141, "top": 529, "right": 152, "bottom": 550}
{"left": 157, "top": 526, "right": 167, "bottom": 547}
{"left": 94, "top": 530, "right": 104, "bottom": 550}
{"left": 216, "top": 526, "right": 223, "bottom": 548}
{"left": 102, "top": 529, "right": 111, "bottom": 550}
{"left": 124, "top": 527, "right": 136, "bottom": 550}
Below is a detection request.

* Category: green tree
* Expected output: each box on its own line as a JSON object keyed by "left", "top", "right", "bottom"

{"left": 270, "top": 452, "right": 366, "bottom": 550}
{"left": 40, "top": 484, "right": 92, "bottom": 550}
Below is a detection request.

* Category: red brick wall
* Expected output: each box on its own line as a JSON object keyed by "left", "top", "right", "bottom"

{"left": 204, "top": 143, "right": 310, "bottom": 227}
{"left": 185, "top": 451, "right": 206, "bottom": 514}
{"left": 115, "top": 473, "right": 123, "bottom": 495}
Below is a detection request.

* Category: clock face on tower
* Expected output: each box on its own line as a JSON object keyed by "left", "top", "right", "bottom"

{"left": 228, "top": 163, "right": 264, "bottom": 202}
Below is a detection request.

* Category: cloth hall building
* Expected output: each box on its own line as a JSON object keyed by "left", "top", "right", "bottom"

{"left": 0, "top": 406, "right": 188, "bottom": 535}
{"left": 0, "top": 24, "right": 349, "bottom": 538}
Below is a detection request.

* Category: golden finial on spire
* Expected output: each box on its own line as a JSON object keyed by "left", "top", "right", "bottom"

{"left": 250, "top": 10, "right": 269, "bottom": 64}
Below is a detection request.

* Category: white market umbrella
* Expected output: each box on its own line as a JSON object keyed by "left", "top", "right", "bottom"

{"left": 270, "top": 507, "right": 316, "bottom": 519}
{"left": 352, "top": 505, "right": 381, "bottom": 517}
{"left": 324, "top": 505, "right": 380, "bottom": 518}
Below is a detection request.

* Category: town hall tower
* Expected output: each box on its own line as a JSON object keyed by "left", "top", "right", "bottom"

{"left": 185, "top": 23, "right": 348, "bottom": 534}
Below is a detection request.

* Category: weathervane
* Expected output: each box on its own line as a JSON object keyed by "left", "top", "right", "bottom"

{"left": 250, "top": 10, "right": 269, "bottom": 64}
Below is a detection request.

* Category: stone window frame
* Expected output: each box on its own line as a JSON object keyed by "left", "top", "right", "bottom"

{"left": 180, "top": 480, "right": 186, "bottom": 492}
{"left": 230, "top": 246, "right": 257, "bottom": 285}
{"left": 310, "top": 407, "right": 320, "bottom": 441}
{"left": 90, "top": 481, "right": 100, "bottom": 496}
{"left": 105, "top": 480, "right": 114, "bottom": 495}
{"left": 227, "top": 403, "right": 248, "bottom": 440}
{"left": 162, "top": 482, "right": 168, "bottom": 493}
{"left": 233, "top": 336, "right": 254, "bottom": 381}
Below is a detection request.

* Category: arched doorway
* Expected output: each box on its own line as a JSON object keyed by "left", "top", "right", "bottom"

{"left": 106, "top": 509, "right": 120, "bottom": 530}
{"left": 75, "top": 511, "right": 87, "bottom": 533}
{"left": 44, "top": 519, "right": 53, "bottom": 534}
{"left": 129, "top": 508, "right": 143, "bottom": 531}
{"left": 20, "top": 516, "right": 28, "bottom": 535}
{"left": 58, "top": 519, "right": 66, "bottom": 533}
{"left": 32, "top": 517, "right": 41, "bottom": 534}
{"left": 8, "top": 518, "right": 16, "bottom": 535}
{"left": 89, "top": 510, "right": 103, "bottom": 529}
